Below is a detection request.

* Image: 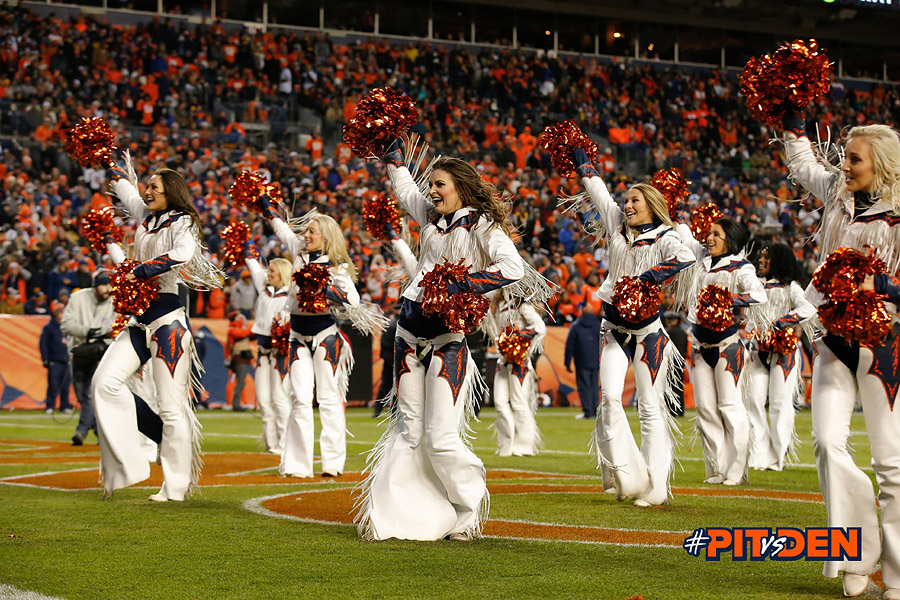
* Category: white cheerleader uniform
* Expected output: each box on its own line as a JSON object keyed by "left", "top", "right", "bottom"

{"left": 271, "top": 217, "right": 359, "bottom": 478}
{"left": 354, "top": 158, "right": 527, "bottom": 541}
{"left": 95, "top": 176, "right": 219, "bottom": 501}
{"left": 246, "top": 256, "right": 291, "bottom": 455}
{"left": 677, "top": 226, "right": 766, "bottom": 485}
{"left": 784, "top": 123, "right": 900, "bottom": 587}
{"left": 576, "top": 162, "right": 695, "bottom": 506}
{"left": 493, "top": 299, "right": 546, "bottom": 457}
{"left": 746, "top": 278, "right": 815, "bottom": 471}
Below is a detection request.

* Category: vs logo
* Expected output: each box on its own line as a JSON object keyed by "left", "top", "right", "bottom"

{"left": 683, "top": 527, "right": 862, "bottom": 561}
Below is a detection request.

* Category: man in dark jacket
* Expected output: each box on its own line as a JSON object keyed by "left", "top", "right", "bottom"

{"left": 564, "top": 303, "right": 601, "bottom": 419}
{"left": 39, "top": 306, "right": 71, "bottom": 414}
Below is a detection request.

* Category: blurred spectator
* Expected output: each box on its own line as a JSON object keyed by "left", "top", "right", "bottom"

{"left": 231, "top": 269, "right": 258, "bottom": 318}
{"left": 564, "top": 302, "right": 601, "bottom": 419}
{"left": 226, "top": 312, "right": 254, "bottom": 411}
{"left": 40, "top": 306, "right": 72, "bottom": 414}
{"left": 61, "top": 271, "right": 114, "bottom": 445}
{"left": 24, "top": 289, "right": 49, "bottom": 315}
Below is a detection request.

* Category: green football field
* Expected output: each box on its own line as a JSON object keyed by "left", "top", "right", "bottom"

{"left": 0, "top": 407, "right": 878, "bottom": 599}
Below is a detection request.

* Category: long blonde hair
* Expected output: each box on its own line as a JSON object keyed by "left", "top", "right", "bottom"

{"left": 631, "top": 182, "right": 674, "bottom": 229}
{"left": 836, "top": 124, "right": 900, "bottom": 212}
{"left": 312, "top": 214, "right": 358, "bottom": 283}
{"left": 268, "top": 258, "right": 292, "bottom": 289}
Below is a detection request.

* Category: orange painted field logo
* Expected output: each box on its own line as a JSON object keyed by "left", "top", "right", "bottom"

{"left": 683, "top": 527, "right": 862, "bottom": 561}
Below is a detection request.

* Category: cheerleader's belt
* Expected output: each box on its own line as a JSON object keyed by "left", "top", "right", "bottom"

{"left": 691, "top": 323, "right": 739, "bottom": 348}
{"left": 396, "top": 324, "right": 465, "bottom": 361}
{"left": 290, "top": 323, "right": 339, "bottom": 346}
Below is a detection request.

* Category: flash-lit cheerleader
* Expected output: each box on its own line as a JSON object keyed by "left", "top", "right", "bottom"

{"left": 492, "top": 290, "right": 546, "bottom": 457}
{"left": 570, "top": 147, "right": 696, "bottom": 507}
{"left": 355, "top": 139, "right": 550, "bottom": 542}
{"left": 245, "top": 252, "right": 293, "bottom": 455}
{"left": 95, "top": 163, "right": 222, "bottom": 501}
{"left": 677, "top": 217, "right": 766, "bottom": 486}
{"left": 264, "top": 204, "right": 361, "bottom": 479}
{"left": 746, "top": 242, "right": 814, "bottom": 471}
{"left": 783, "top": 115, "right": 900, "bottom": 598}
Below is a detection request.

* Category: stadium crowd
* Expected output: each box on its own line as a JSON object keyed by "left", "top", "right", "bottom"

{"left": 2, "top": 4, "right": 900, "bottom": 325}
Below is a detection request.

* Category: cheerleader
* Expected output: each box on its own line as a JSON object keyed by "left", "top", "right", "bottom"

{"left": 246, "top": 253, "right": 293, "bottom": 455}
{"left": 572, "top": 148, "right": 696, "bottom": 506}
{"left": 264, "top": 206, "right": 360, "bottom": 479}
{"left": 95, "top": 164, "right": 222, "bottom": 501}
{"left": 746, "top": 243, "right": 815, "bottom": 471}
{"left": 492, "top": 291, "right": 546, "bottom": 457}
{"left": 355, "top": 140, "right": 543, "bottom": 542}
{"left": 677, "top": 217, "right": 766, "bottom": 486}
{"left": 783, "top": 116, "right": 900, "bottom": 598}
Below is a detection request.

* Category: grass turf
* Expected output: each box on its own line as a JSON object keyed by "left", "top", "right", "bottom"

{"left": 0, "top": 407, "right": 876, "bottom": 599}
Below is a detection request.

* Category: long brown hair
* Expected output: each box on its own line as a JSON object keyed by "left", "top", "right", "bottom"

{"left": 155, "top": 168, "right": 202, "bottom": 231}
{"left": 432, "top": 157, "right": 513, "bottom": 236}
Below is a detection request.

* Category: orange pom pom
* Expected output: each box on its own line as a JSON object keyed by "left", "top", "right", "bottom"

{"left": 611, "top": 276, "right": 661, "bottom": 323}
{"left": 362, "top": 195, "right": 402, "bottom": 242}
{"left": 270, "top": 318, "right": 291, "bottom": 356}
{"left": 110, "top": 260, "right": 160, "bottom": 316}
{"left": 109, "top": 314, "right": 131, "bottom": 340}
{"left": 819, "top": 292, "right": 891, "bottom": 347}
{"left": 221, "top": 221, "right": 252, "bottom": 267}
{"left": 497, "top": 326, "right": 531, "bottom": 366}
{"left": 64, "top": 117, "right": 117, "bottom": 167}
{"left": 419, "top": 259, "right": 489, "bottom": 334}
{"left": 757, "top": 328, "right": 798, "bottom": 355}
{"left": 696, "top": 284, "right": 734, "bottom": 332}
{"left": 539, "top": 120, "right": 599, "bottom": 178}
{"left": 811, "top": 247, "right": 885, "bottom": 303}
{"left": 229, "top": 170, "right": 283, "bottom": 215}
{"left": 343, "top": 87, "right": 418, "bottom": 158}
{"left": 690, "top": 204, "right": 723, "bottom": 243}
{"left": 741, "top": 39, "right": 833, "bottom": 128}
{"left": 293, "top": 263, "right": 331, "bottom": 313}
{"left": 651, "top": 168, "right": 690, "bottom": 221}
{"left": 80, "top": 206, "right": 123, "bottom": 254}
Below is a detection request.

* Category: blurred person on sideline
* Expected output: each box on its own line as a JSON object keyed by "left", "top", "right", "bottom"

{"left": 62, "top": 270, "right": 115, "bottom": 445}
{"left": 564, "top": 302, "right": 600, "bottom": 420}
{"left": 40, "top": 306, "right": 71, "bottom": 414}
{"left": 226, "top": 311, "right": 254, "bottom": 412}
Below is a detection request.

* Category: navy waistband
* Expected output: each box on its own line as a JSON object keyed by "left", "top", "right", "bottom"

{"left": 692, "top": 322, "right": 738, "bottom": 345}
{"left": 290, "top": 313, "right": 335, "bottom": 336}
{"left": 602, "top": 302, "right": 662, "bottom": 331}
{"left": 257, "top": 334, "right": 272, "bottom": 349}
{"left": 136, "top": 293, "right": 183, "bottom": 325}
{"left": 399, "top": 298, "right": 450, "bottom": 339}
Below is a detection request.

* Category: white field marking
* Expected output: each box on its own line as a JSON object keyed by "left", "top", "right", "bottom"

{"left": 242, "top": 489, "right": 689, "bottom": 548}
{"left": 0, "top": 584, "right": 67, "bottom": 600}
{"left": 492, "top": 490, "right": 823, "bottom": 504}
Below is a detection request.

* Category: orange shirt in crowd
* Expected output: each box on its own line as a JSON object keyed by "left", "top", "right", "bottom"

{"left": 306, "top": 136, "right": 323, "bottom": 160}
{"left": 573, "top": 251, "right": 596, "bottom": 280}
{"left": 206, "top": 289, "right": 226, "bottom": 318}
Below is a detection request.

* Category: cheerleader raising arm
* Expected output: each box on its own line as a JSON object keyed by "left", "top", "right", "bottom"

{"left": 573, "top": 147, "right": 624, "bottom": 240}
{"left": 781, "top": 114, "right": 837, "bottom": 207}
{"left": 106, "top": 167, "right": 148, "bottom": 222}
{"left": 385, "top": 140, "right": 432, "bottom": 226}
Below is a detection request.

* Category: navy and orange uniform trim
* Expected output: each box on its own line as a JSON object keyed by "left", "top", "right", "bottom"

{"left": 576, "top": 163, "right": 600, "bottom": 179}
{"left": 451, "top": 270, "right": 518, "bottom": 295}
{"left": 384, "top": 139, "right": 404, "bottom": 168}
{"left": 433, "top": 211, "right": 478, "bottom": 234}
{"left": 153, "top": 321, "right": 187, "bottom": 377}
{"left": 867, "top": 324, "right": 900, "bottom": 410}
{"left": 709, "top": 258, "right": 750, "bottom": 274}
{"left": 640, "top": 257, "right": 694, "bottom": 284}
{"left": 324, "top": 284, "right": 350, "bottom": 305}
{"left": 732, "top": 292, "right": 755, "bottom": 307}
{"left": 434, "top": 340, "right": 468, "bottom": 404}
{"left": 319, "top": 331, "right": 346, "bottom": 376}
{"left": 133, "top": 253, "right": 182, "bottom": 279}
{"left": 773, "top": 314, "right": 802, "bottom": 329}
{"left": 639, "top": 329, "right": 669, "bottom": 386}
{"left": 142, "top": 211, "right": 188, "bottom": 234}
{"left": 782, "top": 114, "right": 806, "bottom": 138}
{"left": 720, "top": 341, "right": 745, "bottom": 386}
